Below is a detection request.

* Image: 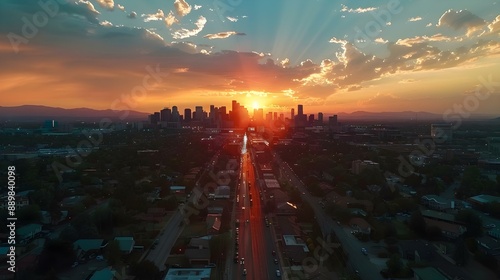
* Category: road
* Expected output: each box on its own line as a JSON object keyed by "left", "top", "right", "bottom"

{"left": 273, "top": 151, "right": 384, "bottom": 280}
{"left": 232, "top": 137, "right": 280, "bottom": 280}
{"left": 144, "top": 152, "right": 220, "bottom": 270}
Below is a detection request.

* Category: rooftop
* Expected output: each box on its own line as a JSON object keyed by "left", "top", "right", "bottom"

{"left": 413, "top": 267, "right": 448, "bottom": 280}
{"left": 164, "top": 268, "right": 211, "bottom": 280}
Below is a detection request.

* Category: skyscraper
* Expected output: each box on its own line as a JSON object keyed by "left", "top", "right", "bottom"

{"left": 298, "top": 104, "right": 303, "bottom": 116}
{"left": 172, "top": 106, "right": 180, "bottom": 122}
{"left": 160, "top": 108, "right": 171, "bottom": 122}
{"left": 184, "top": 108, "right": 192, "bottom": 122}
{"left": 318, "top": 112, "right": 323, "bottom": 124}
{"left": 291, "top": 108, "right": 295, "bottom": 120}
{"left": 195, "top": 106, "right": 204, "bottom": 121}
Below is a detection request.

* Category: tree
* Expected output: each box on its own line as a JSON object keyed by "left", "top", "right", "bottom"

{"left": 130, "top": 260, "right": 161, "bottom": 280}
{"left": 455, "top": 209, "right": 482, "bottom": 237}
{"left": 17, "top": 205, "right": 42, "bottom": 223}
{"left": 425, "top": 225, "right": 442, "bottom": 241}
{"left": 453, "top": 236, "right": 468, "bottom": 266}
{"left": 106, "top": 240, "right": 122, "bottom": 266}
{"left": 386, "top": 254, "right": 403, "bottom": 276}
{"left": 59, "top": 225, "right": 79, "bottom": 243}
{"left": 409, "top": 210, "right": 426, "bottom": 236}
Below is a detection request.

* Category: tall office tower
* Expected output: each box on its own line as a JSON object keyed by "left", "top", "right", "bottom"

{"left": 266, "top": 112, "right": 273, "bottom": 122}
{"left": 209, "top": 105, "right": 215, "bottom": 119}
{"left": 318, "top": 112, "right": 323, "bottom": 124}
{"left": 308, "top": 114, "right": 314, "bottom": 124}
{"left": 219, "top": 106, "right": 227, "bottom": 120}
{"left": 273, "top": 112, "right": 278, "bottom": 121}
{"left": 160, "top": 107, "right": 172, "bottom": 122}
{"left": 258, "top": 108, "right": 264, "bottom": 121}
{"left": 291, "top": 108, "right": 295, "bottom": 120}
{"left": 149, "top": 112, "right": 160, "bottom": 124}
{"left": 184, "top": 108, "right": 192, "bottom": 122}
{"left": 298, "top": 104, "right": 303, "bottom": 116}
{"left": 279, "top": 113, "right": 284, "bottom": 121}
{"left": 328, "top": 115, "right": 338, "bottom": 128}
{"left": 172, "top": 106, "right": 180, "bottom": 122}
{"left": 195, "top": 106, "right": 204, "bottom": 121}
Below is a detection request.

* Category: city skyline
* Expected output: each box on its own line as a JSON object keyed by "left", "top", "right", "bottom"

{"left": 0, "top": 0, "right": 499, "bottom": 115}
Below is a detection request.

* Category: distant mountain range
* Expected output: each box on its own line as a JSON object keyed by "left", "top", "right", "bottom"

{"left": 0, "top": 105, "right": 497, "bottom": 122}
{"left": 334, "top": 111, "right": 498, "bottom": 121}
{"left": 0, "top": 105, "right": 149, "bottom": 122}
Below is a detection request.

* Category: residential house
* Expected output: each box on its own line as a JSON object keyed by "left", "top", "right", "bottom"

{"left": 73, "top": 239, "right": 107, "bottom": 260}
{"left": 114, "top": 237, "right": 135, "bottom": 254}
{"left": 16, "top": 223, "right": 42, "bottom": 243}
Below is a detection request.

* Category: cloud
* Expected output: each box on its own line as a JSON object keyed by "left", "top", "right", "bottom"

{"left": 438, "top": 9, "right": 486, "bottom": 36}
{"left": 426, "top": 23, "right": 433, "bottom": 27}
{"left": 174, "top": 0, "right": 192, "bottom": 17}
{"left": 100, "top": 20, "right": 113, "bottom": 27}
{"left": 78, "top": 0, "right": 100, "bottom": 15}
{"left": 340, "top": 4, "right": 377, "bottom": 13}
{"left": 127, "top": 12, "right": 137, "bottom": 19}
{"left": 194, "top": 5, "right": 202, "bottom": 10}
{"left": 203, "top": 31, "right": 246, "bottom": 39}
{"left": 165, "top": 11, "right": 179, "bottom": 27}
{"left": 408, "top": 17, "right": 422, "bottom": 22}
{"left": 142, "top": 9, "right": 165, "bottom": 22}
{"left": 95, "top": 0, "right": 114, "bottom": 11}
{"left": 374, "top": 38, "right": 388, "bottom": 44}
{"left": 396, "top": 34, "right": 451, "bottom": 47}
{"left": 329, "top": 37, "right": 348, "bottom": 46}
{"left": 227, "top": 16, "right": 238, "bottom": 22}
{"left": 487, "top": 15, "right": 500, "bottom": 34}
{"left": 172, "top": 16, "right": 207, "bottom": 39}
{"left": 117, "top": 4, "right": 125, "bottom": 11}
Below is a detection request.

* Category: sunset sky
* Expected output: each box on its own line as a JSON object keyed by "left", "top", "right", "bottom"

{"left": 0, "top": 0, "right": 499, "bottom": 116}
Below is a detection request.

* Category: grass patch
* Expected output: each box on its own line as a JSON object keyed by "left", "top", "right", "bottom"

{"left": 181, "top": 222, "right": 207, "bottom": 238}
{"left": 393, "top": 221, "right": 415, "bottom": 239}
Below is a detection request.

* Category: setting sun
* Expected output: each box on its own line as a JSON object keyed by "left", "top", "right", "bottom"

{"left": 252, "top": 101, "right": 260, "bottom": 110}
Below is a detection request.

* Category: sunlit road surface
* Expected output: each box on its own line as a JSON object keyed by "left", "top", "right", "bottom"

{"left": 233, "top": 135, "right": 279, "bottom": 280}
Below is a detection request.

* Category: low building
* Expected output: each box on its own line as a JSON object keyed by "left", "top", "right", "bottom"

{"left": 423, "top": 218, "right": 466, "bottom": 239}
{"left": 469, "top": 195, "right": 500, "bottom": 207}
{"left": 184, "top": 248, "right": 211, "bottom": 267}
{"left": 17, "top": 223, "right": 42, "bottom": 243}
{"left": 351, "top": 160, "right": 379, "bottom": 175}
{"left": 89, "top": 267, "right": 116, "bottom": 280}
{"left": 170, "top": 186, "right": 186, "bottom": 194}
{"left": 0, "top": 193, "right": 30, "bottom": 210}
{"left": 349, "top": 217, "right": 371, "bottom": 234}
{"left": 413, "top": 267, "right": 448, "bottom": 280}
{"left": 477, "top": 236, "right": 500, "bottom": 256}
{"left": 421, "top": 195, "right": 454, "bottom": 211}
{"left": 164, "top": 268, "right": 211, "bottom": 280}
{"left": 421, "top": 210, "right": 457, "bottom": 224}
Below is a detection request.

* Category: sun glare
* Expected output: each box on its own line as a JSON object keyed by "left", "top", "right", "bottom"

{"left": 252, "top": 101, "right": 260, "bottom": 109}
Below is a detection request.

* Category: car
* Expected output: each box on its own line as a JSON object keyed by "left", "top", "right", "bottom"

{"left": 272, "top": 250, "right": 276, "bottom": 256}
{"left": 234, "top": 257, "right": 239, "bottom": 263}
{"left": 361, "top": 248, "right": 368, "bottom": 255}
{"left": 276, "top": 269, "right": 281, "bottom": 277}
{"left": 243, "top": 268, "right": 247, "bottom": 275}
{"left": 95, "top": 255, "right": 104, "bottom": 261}
{"left": 246, "top": 219, "right": 249, "bottom": 223}
{"left": 274, "top": 258, "right": 278, "bottom": 264}
{"left": 71, "top": 262, "right": 79, "bottom": 268}
{"left": 240, "top": 258, "right": 245, "bottom": 265}
{"left": 485, "top": 224, "right": 496, "bottom": 229}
